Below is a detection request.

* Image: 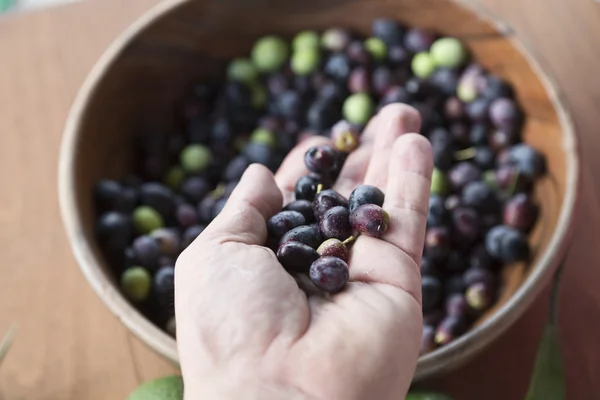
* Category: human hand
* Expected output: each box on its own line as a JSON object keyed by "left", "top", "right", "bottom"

{"left": 174, "top": 104, "right": 433, "bottom": 400}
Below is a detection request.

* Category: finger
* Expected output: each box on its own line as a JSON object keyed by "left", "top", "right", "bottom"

{"left": 362, "top": 104, "right": 422, "bottom": 190}
{"left": 330, "top": 113, "right": 381, "bottom": 197}
{"left": 274, "top": 136, "right": 331, "bottom": 203}
{"left": 348, "top": 236, "right": 423, "bottom": 305}
{"left": 202, "top": 164, "right": 283, "bottom": 245}
{"left": 381, "top": 133, "right": 433, "bottom": 264}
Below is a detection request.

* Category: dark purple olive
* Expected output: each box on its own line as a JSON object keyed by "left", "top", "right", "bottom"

{"left": 469, "top": 245, "right": 498, "bottom": 271}
{"left": 372, "top": 66, "right": 400, "bottom": 96}
{"left": 280, "top": 224, "right": 322, "bottom": 249}
{"left": 424, "top": 226, "right": 451, "bottom": 261}
{"left": 422, "top": 275, "right": 443, "bottom": 312}
{"left": 346, "top": 41, "right": 371, "bottom": 65}
{"left": 277, "top": 241, "right": 320, "bottom": 273}
{"left": 462, "top": 181, "right": 499, "bottom": 213}
{"left": 319, "top": 206, "right": 352, "bottom": 241}
{"left": 372, "top": 18, "right": 406, "bottom": 45}
{"left": 429, "top": 68, "right": 459, "bottom": 96}
{"left": 387, "top": 45, "right": 410, "bottom": 65}
{"left": 427, "top": 194, "right": 449, "bottom": 227}
{"left": 465, "top": 98, "right": 491, "bottom": 122}
{"left": 446, "top": 251, "right": 468, "bottom": 274}
{"left": 132, "top": 235, "right": 160, "bottom": 269}
{"left": 309, "top": 256, "right": 349, "bottom": 293}
{"left": 379, "top": 86, "right": 411, "bottom": 108}
{"left": 444, "top": 97, "right": 465, "bottom": 120}
{"left": 485, "top": 225, "right": 529, "bottom": 263}
{"left": 176, "top": 203, "right": 199, "bottom": 228}
{"left": 448, "top": 162, "right": 481, "bottom": 192}
{"left": 305, "top": 146, "right": 339, "bottom": 176}
{"left": 181, "top": 225, "right": 206, "bottom": 249}
{"left": 349, "top": 185, "right": 385, "bottom": 213}
{"left": 180, "top": 177, "right": 210, "bottom": 204}
{"left": 445, "top": 293, "right": 469, "bottom": 317}
{"left": 421, "top": 325, "right": 437, "bottom": 355}
{"left": 268, "top": 211, "right": 307, "bottom": 239}
{"left": 153, "top": 266, "right": 175, "bottom": 309}
{"left": 503, "top": 193, "right": 539, "bottom": 232}
{"left": 140, "top": 183, "right": 175, "bottom": 218}
{"left": 463, "top": 267, "right": 495, "bottom": 287}
{"left": 489, "top": 129, "right": 519, "bottom": 151}
{"left": 96, "top": 211, "right": 132, "bottom": 254}
{"left": 151, "top": 228, "right": 180, "bottom": 256}
{"left": 452, "top": 207, "right": 481, "bottom": 241}
{"left": 325, "top": 53, "right": 352, "bottom": 82}
{"left": 224, "top": 155, "right": 250, "bottom": 182}
{"left": 313, "top": 189, "right": 349, "bottom": 220}
{"left": 404, "top": 28, "right": 436, "bottom": 52}
{"left": 198, "top": 196, "right": 217, "bottom": 223}
{"left": 348, "top": 66, "right": 371, "bottom": 93}
{"left": 469, "top": 123, "right": 489, "bottom": 146}
{"left": 445, "top": 195, "right": 461, "bottom": 212}
{"left": 444, "top": 274, "right": 466, "bottom": 296}
{"left": 423, "top": 309, "right": 444, "bottom": 326}
{"left": 489, "top": 97, "right": 521, "bottom": 131}
{"left": 283, "top": 200, "right": 316, "bottom": 224}
{"left": 505, "top": 144, "right": 546, "bottom": 179}
{"left": 349, "top": 204, "right": 390, "bottom": 238}
{"left": 435, "top": 315, "right": 467, "bottom": 345}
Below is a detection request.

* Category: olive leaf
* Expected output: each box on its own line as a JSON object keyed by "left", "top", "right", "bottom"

{"left": 524, "top": 264, "right": 566, "bottom": 400}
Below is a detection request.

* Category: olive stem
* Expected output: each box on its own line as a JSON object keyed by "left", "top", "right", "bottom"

{"left": 210, "top": 183, "right": 226, "bottom": 199}
{"left": 342, "top": 236, "right": 356, "bottom": 246}
{"left": 316, "top": 184, "right": 323, "bottom": 194}
{"left": 454, "top": 146, "right": 476, "bottom": 161}
{"left": 506, "top": 170, "right": 521, "bottom": 197}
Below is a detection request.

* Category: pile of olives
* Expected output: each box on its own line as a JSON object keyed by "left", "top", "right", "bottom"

{"left": 92, "top": 18, "right": 545, "bottom": 355}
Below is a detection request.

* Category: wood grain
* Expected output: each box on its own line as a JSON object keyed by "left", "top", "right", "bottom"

{"left": 0, "top": 0, "right": 598, "bottom": 398}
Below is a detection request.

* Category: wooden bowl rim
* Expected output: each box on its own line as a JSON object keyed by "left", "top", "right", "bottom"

{"left": 58, "top": 0, "right": 581, "bottom": 380}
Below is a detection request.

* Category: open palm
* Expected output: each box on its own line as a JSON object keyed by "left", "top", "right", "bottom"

{"left": 175, "top": 104, "right": 433, "bottom": 400}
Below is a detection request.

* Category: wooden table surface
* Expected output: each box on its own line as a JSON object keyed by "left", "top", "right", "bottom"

{"left": 0, "top": 0, "right": 599, "bottom": 398}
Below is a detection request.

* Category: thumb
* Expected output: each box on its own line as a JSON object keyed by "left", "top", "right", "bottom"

{"left": 202, "top": 164, "right": 283, "bottom": 245}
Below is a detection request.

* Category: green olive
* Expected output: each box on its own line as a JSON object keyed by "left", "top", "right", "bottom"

{"left": 430, "top": 168, "right": 450, "bottom": 196}
{"left": 291, "top": 47, "right": 321, "bottom": 75}
{"left": 364, "top": 37, "right": 387, "bottom": 61}
{"left": 293, "top": 30, "right": 320, "bottom": 51}
{"left": 411, "top": 51, "right": 436, "bottom": 79}
{"left": 457, "top": 78, "right": 478, "bottom": 102}
{"left": 121, "top": 267, "right": 152, "bottom": 303}
{"left": 132, "top": 206, "right": 164, "bottom": 234}
{"left": 251, "top": 35, "right": 289, "bottom": 73}
{"left": 180, "top": 144, "right": 212, "bottom": 173}
{"left": 343, "top": 93, "right": 375, "bottom": 125}
{"left": 163, "top": 166, "right": 185, "bottom": 190}
{"left": 250, "top": 127, "right": 277, "bottom": 148}
{"left": 430, "top": 37, "right": 467, "bottom": 68}
{"left": 227, "top": 58, "right": 258, "bottom": 84}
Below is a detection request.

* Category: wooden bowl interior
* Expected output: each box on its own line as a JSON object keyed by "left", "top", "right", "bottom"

{"left": 65, "top": 0, "right": 572, "bottom": 378}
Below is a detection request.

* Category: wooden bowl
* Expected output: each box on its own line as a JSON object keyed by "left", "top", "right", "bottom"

{"left": 58, "top": 0, "right": 580, "bottom": 381}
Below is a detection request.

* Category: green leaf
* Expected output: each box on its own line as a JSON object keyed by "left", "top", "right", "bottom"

{"left": 406, "top": 392, "right": 453, "bottom": 400}
{"left": 525, "top": 262, "right": 566, "bottom": 400}
{"left": 524, "top": 324, "right": 566, "bottom": 400}
{"left": 0, "top": 0, "right": 15, "bottom": 13}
